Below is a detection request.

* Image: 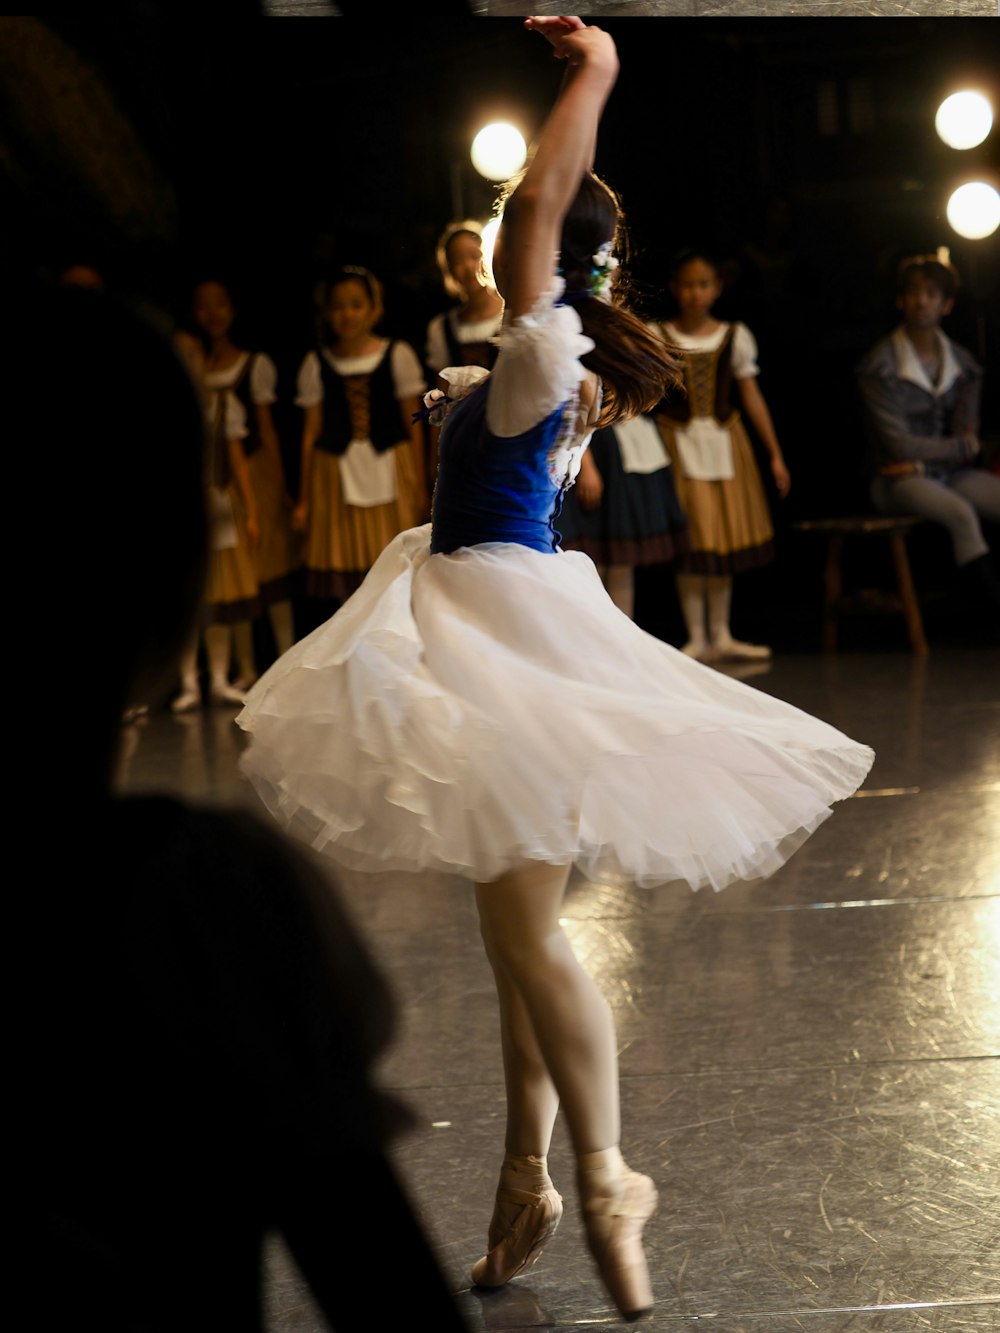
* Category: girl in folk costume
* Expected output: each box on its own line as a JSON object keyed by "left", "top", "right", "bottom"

{"left": 236, "top": 18, "right": 872, "bottom": 1322}
{"left": 425, "top": 220, "right": 505, "bottom": 478}
{"left": 293, "top": 266, "right": 427, "bottom": 608}
{"left": 191, "top": 278, "right": 300, "bottom": 686}
{"left": 172, "top": 330, "right": 261, "bottom": 712}
{"left": 652, "top": 249, "right": 790, "bottom": 663}
{"left": 425, "top": 220, "right": 505, "bottom": 377}
{"left": 555, "top": 401, "right": 690, "bottom": 618}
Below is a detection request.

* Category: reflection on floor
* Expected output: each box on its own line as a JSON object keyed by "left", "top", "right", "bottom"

{"left": 117, "top": 645, "right": 1000, "bottom": 1331}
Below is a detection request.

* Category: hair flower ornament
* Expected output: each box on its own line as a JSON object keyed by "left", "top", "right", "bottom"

{"left": 590, "top": 247, "right": 620, "bottom": 301}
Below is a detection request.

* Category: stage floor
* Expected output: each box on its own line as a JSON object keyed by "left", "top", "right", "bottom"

{"left": 116, "top": 642, "right": 1000, "bottom": 1330}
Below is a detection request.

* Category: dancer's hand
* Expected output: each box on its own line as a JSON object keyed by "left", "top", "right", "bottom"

{"left": 524, "top": 16, "right": 586, "bottom": 56}
{"left": 525, "top": 15, "right": 586, "bottom": 42}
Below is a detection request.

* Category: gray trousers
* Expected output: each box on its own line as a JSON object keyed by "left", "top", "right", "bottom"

{"left": 870, "top": 468, "right": 1000, "bottom": 567}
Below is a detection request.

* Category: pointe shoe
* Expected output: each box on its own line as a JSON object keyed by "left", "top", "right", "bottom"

{"left": 713, "top": 636, "right": 772, "bottom": 662}
{"left": 582, "top": 1170, "right": 658, "bottom": 1322}
{"left": 470, "top": 1184, "right": 563, "bottom": 1289}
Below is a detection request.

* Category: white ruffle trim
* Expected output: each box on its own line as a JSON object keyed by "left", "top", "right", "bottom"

{"left": 237, "top": 525, "right": 875, "bottom": 893}
{"left": 439, "top": 365, "right": 490, "bottom": 397}
{"left": 487, "top": 279, "right": 595, "bottom": 439}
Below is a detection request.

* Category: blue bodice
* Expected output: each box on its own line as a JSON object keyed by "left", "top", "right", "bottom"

{"left": 430, "top": 380, "right": 576, "bottom": 555}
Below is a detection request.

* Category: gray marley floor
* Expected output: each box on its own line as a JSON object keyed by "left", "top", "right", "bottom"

{"left": 116, "top": 641, "right": 1000, "bottom": 1331}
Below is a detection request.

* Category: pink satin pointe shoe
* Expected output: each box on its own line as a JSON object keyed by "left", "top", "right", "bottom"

{"left": 470, "top": 1183, "right": 563, "bottom": 1288}
{"left": 582, "top": 1170, "right": 658, "bottom": 1322}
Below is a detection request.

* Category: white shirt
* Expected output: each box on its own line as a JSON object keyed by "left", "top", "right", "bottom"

{"left": 295, "top": 340, "right": 425, "bottom": 507}
{"left": 203, "top": 350, "right": 278, "bottom": 405}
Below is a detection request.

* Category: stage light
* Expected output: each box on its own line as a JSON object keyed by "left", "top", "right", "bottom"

{"left": 935, "top": 90, "right": 993, "bottom": 150}
{"left": 946, "top": 180, "right": 1000, "bottom": 239}
{"left": 470, "top": 123, "right": 527, "bottom": 182}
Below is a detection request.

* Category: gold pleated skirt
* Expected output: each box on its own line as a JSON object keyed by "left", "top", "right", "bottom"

{"left": 303, "top": 441, "right": 428, "bottom": 600}
{"left": 246, "top": 446, "right": 302, "bottom": 603}
{"left": 655, "top": 415, "right": 775, "bottom": 575}
{"left": 204, "top": 484, "right": 262, "bottom": 625}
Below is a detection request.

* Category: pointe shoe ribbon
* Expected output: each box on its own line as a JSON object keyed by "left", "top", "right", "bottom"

{"left": 470, "top": 1184, "right": 563, "bottom": 1288}
{"left": 582, "top": 1171, "right": 658, "bottom": 1322}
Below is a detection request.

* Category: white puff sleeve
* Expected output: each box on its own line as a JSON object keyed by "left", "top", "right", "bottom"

{"left": 294, "top": 351, "right": 322, "bottom": 408}
{"left": 222, "top": 390, "right": 248, "bottom": 440}
{"left": 486, "top": 280, "right": 594, "bottom": 439}
{"left": 731, "top": 323, "right": 760, "bottom": 379}
{"left": 249, "top": 352, "right": 278, "bottom": 406}
{"left": 390, "top": 341, "right": 427, "bottom": 400}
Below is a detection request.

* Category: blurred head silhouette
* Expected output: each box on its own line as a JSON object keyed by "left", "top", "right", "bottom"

{"left": 13, "top": 282, "right": 209, "bottom": 781}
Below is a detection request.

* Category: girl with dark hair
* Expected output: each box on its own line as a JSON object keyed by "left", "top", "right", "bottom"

{"left": 237, "top": 19, "right": 873, "bottom": 1322}
{"left": 426, "top": 219, "right": 504, "bottom": 378}
{"left": 190, "top": 276, "right": 300, "bottom": 687}
{"left": 522, "top": 181, "right": 691, "bottom": 619}
{"left": 292, "top": 265, "right": 427, "bottom": 611}
{"left": 170, "top": 325, "right": 262, "bottom": 712}
{"left": 651, "top": 248, "right": 791, "bottom": 663}
{"left": 425, "top": 220, "right": 505, "bottom": 477}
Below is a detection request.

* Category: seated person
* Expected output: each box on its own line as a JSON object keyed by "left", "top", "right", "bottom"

{"left": 856, "top": 252, "right": 1000, "bottom": 627}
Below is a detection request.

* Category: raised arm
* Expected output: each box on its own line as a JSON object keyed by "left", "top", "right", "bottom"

{"left": 500, "top": 19, "right": 619, "bottom": 321}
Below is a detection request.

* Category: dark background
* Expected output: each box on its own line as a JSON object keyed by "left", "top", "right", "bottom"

{"left": 5, "top": 13, "right": 998, "bottom": 647}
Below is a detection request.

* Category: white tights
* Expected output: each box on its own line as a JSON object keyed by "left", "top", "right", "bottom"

{"left": 677, "top": 572, "right": 733, "bottom": 650}
{"left": 474, "top": 862, "right": 621, "bottom": 1163}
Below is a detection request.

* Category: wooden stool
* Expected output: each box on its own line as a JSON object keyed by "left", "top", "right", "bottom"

{"left": 793, "top": 515, "right": 929, "bottom": 654}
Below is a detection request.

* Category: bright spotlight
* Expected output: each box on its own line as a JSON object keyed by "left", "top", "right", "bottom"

{"left": 946, "top": 180, "right": 1000, "bottom": 239}
{"left": 470, "top": 123, "right": 527, "bottom": 182}
{"left": 935, "top": 90, "right": 993, "bottom": 150}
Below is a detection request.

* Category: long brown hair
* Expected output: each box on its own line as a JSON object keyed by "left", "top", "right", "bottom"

{"left": 499, "top": 171, "right": 683, "bottom": 427}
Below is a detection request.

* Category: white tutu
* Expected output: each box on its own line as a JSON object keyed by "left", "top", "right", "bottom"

{"left": 236, "top": 523, "right": 874, "bottom": 892}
